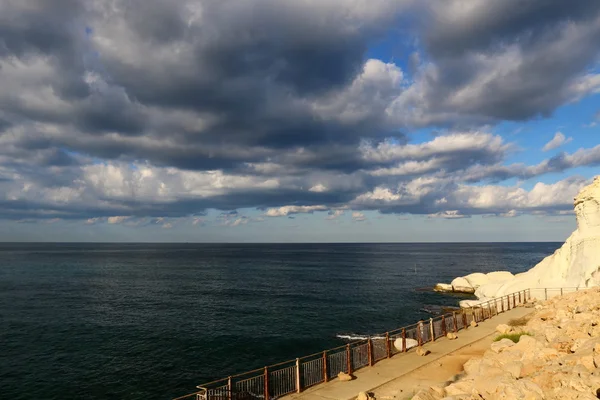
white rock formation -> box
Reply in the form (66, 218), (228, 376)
(475, 176), (600, 299)
(436, 271), (515, 294)
(450, 276), (475, 293)
(433, 283), (452, 292)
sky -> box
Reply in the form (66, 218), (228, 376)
(0, 0), (599, 242)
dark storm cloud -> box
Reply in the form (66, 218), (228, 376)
(0, 0), (90, 99)
(0, 0), (600, 223)
(425, 1), (600, 58)
(0, 0), (406, 172)
(398, 0), (600, 125)
(0, 117), (11, 132)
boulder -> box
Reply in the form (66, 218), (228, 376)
(451, 277), (475, 293)
(416, 346), (430, 356)
(446, 332), (458, 340)
(496, 324), (511, 334)
(356, 392), (375, 400)
(337, 372), (353, 381)
(470, 320), (478, 328)
(394, 337), (418, 351)
(410, 387), (444, 400)
(490, 338), (515, 353)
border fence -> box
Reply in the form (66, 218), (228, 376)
(174, 286), (583, 400)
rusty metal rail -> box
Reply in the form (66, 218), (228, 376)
(174, 287), (582, 400)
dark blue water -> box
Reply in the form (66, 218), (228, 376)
(0, 242), (560, 399)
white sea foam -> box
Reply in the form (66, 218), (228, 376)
(336, 334), (386, 340)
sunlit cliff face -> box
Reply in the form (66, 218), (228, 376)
(574, 177), (600, 235)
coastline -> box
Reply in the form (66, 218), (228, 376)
(287, 306), (534, 400)
(289, 287), (600, 400)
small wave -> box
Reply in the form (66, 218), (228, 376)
(336, 334), (386, 340)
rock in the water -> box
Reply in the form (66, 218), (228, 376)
(436, 271), (515, 298)
(433, 283), (453, 292)
(446, 332), (458, 340)
(338, 372), (353, 381)
(416, 346), (430, 356)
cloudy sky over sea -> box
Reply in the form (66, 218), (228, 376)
(0, 0), (599, 242)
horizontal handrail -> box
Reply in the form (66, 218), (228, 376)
(176, 286), (585, 399)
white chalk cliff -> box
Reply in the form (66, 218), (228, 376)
(475, 176), (600, 299)
(436, 176), (600, 305)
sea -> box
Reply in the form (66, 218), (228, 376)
(0, 242), (561, 400)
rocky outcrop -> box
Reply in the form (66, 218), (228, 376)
(411, 288), (600, 400)
(476, 176), (600, 299)
(437, 176), (600, 303)
(435, 272), (515, 294)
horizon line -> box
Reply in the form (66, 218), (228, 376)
(0, 241), (564, 244)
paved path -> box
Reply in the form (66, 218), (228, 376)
(287, 306), (534, 400)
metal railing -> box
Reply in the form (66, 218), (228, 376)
(174, 286), (583, 400)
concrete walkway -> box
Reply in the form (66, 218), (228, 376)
(288, 306), (534, 400)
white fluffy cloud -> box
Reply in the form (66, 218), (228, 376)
(352, 211), (367, 221)
(542, 132), (573, 151)
(264, 205), (328, 217)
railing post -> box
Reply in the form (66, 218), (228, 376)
(545, 288), (548, 300)
(402, 329), (406, 352)
(265, 366), (270, 399)
(429, 318), (434, 342)
(417, 321), (423, 346)
(441, 315), (447, 336)
(323, 351), (328, 383)
(518, 291), (522, 304)
(228, 376), (232, 400)
(513, 293), (516, 307)
(346, 344), (352, 375)
(462, 312), (467, 328)
(367, 337), (374, 366)
(452, 312), (457, 332)
(561, 288), (563, 296)
(385, 332), (391, 358)
(295, 359), (301, 393)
